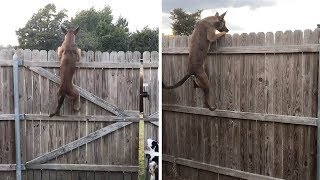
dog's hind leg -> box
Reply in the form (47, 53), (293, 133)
(68, 86), (80, 112)
(191, 75), (200, 88)
(195, 71), (216, 111)
(49, 90), (65, 117)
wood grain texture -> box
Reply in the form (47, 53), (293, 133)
(163, 154), (284, 180)
(0, 49), (157, 179)
(163, 105), (316, 125)
(27, 122), (132, 164)
(26, 164), (138, 172)
(162, 30), (318, 180)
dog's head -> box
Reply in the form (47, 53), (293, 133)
(147, 138), (159, 152)
(214, 11), (229, 33)
(61, 26), (79, 43)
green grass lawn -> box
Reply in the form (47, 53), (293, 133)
(138, 118), (145, 180)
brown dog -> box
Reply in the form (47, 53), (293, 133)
(163, 12), (229, 111)
(49, 26), (81, 117)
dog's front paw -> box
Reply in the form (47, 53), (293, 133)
(73, 107), (80, 112)
(49, 111), (60, 117)
(221, 31), (227, 36)
(208, 105), (217, 111)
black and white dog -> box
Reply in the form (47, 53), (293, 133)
(146, 138), (159, 180)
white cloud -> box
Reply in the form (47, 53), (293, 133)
(162, 0), (276, 13)
(162, 0), (320, 35)
(0, 0), (160, 46)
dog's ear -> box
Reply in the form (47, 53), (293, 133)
(61, 26), (68, 34)
(220, 11), (227, 19)
(74, 26), (80, 35)
(215, 12), (219, 16)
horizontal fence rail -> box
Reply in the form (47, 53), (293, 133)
(163, 104), (317, 126)
(0, 61), (158, 68)
(0, 164), (139, 172)
(0, 114), (159, 122)
(163, 44), (320, 54)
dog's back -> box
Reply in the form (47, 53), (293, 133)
(188, 16), (218, 73)
(58, 45), (79, 91)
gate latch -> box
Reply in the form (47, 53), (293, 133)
(141, 83), (150, 100)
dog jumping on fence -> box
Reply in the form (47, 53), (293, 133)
(163, 12), (229, 111)
(49, 26), (81, 117)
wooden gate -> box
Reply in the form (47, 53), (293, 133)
(0, 49), (158, 180)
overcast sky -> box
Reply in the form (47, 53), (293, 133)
(0, 0), (160, 46)
(162, 0), (320, 35)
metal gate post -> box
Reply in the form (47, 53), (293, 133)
(13, 54), (22, 180)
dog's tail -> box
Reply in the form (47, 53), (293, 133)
(163, 73), (192, 89)
(49, 93), (66, 117)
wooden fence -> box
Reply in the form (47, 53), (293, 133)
(162, 29), (319, 180)
(0, 49), (158, 180)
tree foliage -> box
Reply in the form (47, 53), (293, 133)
(16, 4), (67, 50)
(16, 4), (158, 52)
(170, 8), (202, 36)
(98, 16), (130, 51)
(130, 27), (158, 52)
(68, 7), (131, 52)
